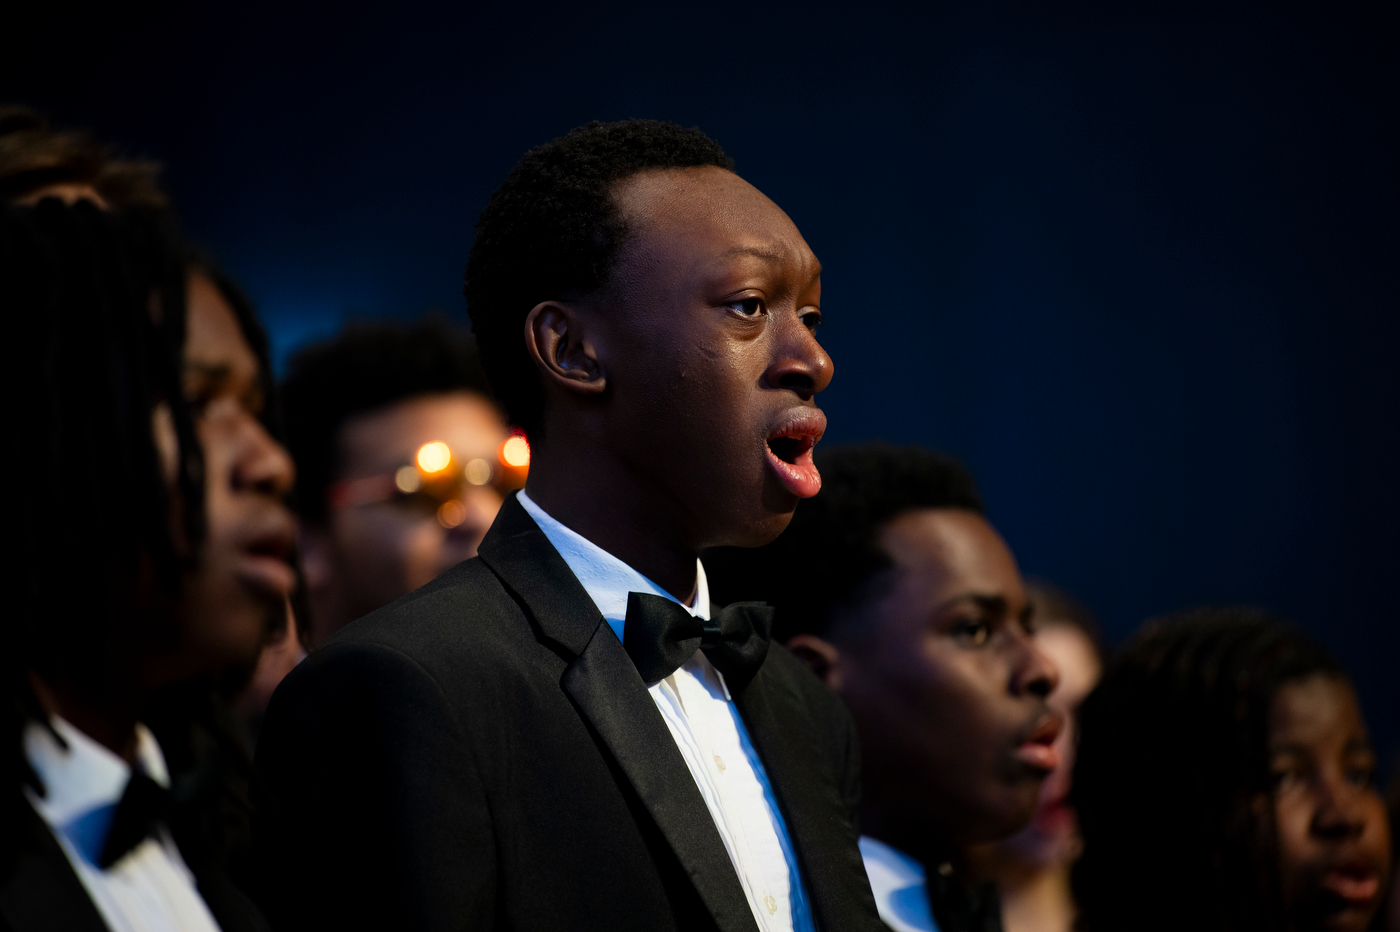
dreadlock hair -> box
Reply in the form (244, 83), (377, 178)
(704, 444), (985, 644)
(2, 198), (197, 789)
(0, 106), (168, 209)
(1072, 607), (1347, 932)
(463, 119), (735, 437)
(279, 317), (495, 524)
(3, 201), (284, 885)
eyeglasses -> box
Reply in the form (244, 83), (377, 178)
(327, 434), (529, 528)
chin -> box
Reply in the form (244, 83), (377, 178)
(726, 509), (794, 548)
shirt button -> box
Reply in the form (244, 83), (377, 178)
(713, 754), (727, 773)
(764, 895), (777, 914)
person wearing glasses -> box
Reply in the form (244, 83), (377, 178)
(278, 318), (515, 647)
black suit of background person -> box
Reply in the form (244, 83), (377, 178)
(255, 120), (884, 931)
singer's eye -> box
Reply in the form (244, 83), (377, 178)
(725, 297), (764, 317)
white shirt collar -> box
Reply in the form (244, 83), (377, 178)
(859, 835), (939, 932)
(24, 715), (170, 863)
(516, 489), (710, 646)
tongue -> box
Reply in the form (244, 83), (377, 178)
(767, 445), (822, 498)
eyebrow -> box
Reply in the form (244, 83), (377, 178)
(717, 244), (824, 277)
(937, 592), (1009, 616)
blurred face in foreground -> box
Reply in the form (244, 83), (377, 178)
(302, 391), (510, 643)
(164, 272), (298, 678)
(797, 508), (1063, 857)
(1269, 675), (1391, 932)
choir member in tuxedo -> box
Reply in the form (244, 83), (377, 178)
(1, 200), (295, 931)
(254, 119), (885, 932)
(707, 445), (1064, 932)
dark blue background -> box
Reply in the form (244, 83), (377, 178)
(9, 2), (1397, 758)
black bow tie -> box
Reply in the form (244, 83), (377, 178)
(622, 592), (773, 690)
(99, 772), (172, 868)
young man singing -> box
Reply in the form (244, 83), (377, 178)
(255, 120), (884, 932)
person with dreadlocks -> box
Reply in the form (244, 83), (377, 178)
(1072, 608), (1391, 932)
(1, 198), (295, 931)
(0, 104), (308, 743)
(256, 119), (884, 931)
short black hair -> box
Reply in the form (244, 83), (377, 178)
(1072, 607), (1348, 932)
(704, 444), (984, 643)
(464, 119), (735, 435)
(279, 317), (495, 523)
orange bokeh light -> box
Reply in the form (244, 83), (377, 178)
(417, 441), (452, 473)
(500, 436), (530, 468)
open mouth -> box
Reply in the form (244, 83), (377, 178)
(1014, 710), (1065, 772)
(1321, 864), (1381, 905)
(765, 410), (826, 499)
(234, 524), (298, 601)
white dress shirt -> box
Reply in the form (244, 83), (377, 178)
(518, 490), (815, 932)
(24, 715), (224, 932)
(859, 835), (939, 932)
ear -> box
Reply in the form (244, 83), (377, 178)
(786, 634), (844, 691)
(524, 301), (607, 396)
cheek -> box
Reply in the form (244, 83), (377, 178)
(1273, 795), (1319, 883)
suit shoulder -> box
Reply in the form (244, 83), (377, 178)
(322, 557), (520, 653)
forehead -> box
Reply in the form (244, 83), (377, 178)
(1037, 623), (1101, 702)
(1269, 674), (1363, 744)
(878, 509), (1023, 596)
(185, 272), (258, 379)
(610, 166), (819, 284)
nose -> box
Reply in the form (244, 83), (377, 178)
(763, 310), (833, 401)
(1310, 779), (1369, 841)
(236, 416), (295, 499)
(1011, 630), (1061, 700)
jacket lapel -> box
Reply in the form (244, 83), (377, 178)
(733, 662), (877, 932)
(0, 799), (111, 932)
(477, 495), (758, 932)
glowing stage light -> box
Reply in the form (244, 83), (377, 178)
(500, 436), (530, 468)
(465, 458), (492, 486)
(417, 441), (452, 473)
(395, 465), (421, 493)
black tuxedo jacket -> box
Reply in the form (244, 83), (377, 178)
(0, 793), (269, 932)
(255, 495), (882, 931)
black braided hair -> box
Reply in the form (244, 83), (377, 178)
(704, 443), (985, 643)
(1072, 607), (1346, 932)
(463, 119), (734, 436)
(2, 199), (196, 792)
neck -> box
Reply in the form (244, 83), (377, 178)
(860, 802), (958, 874)
(28, 669), (144, 765)
(526, 441), (699, 603)
(987, 865), (1074, 932)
